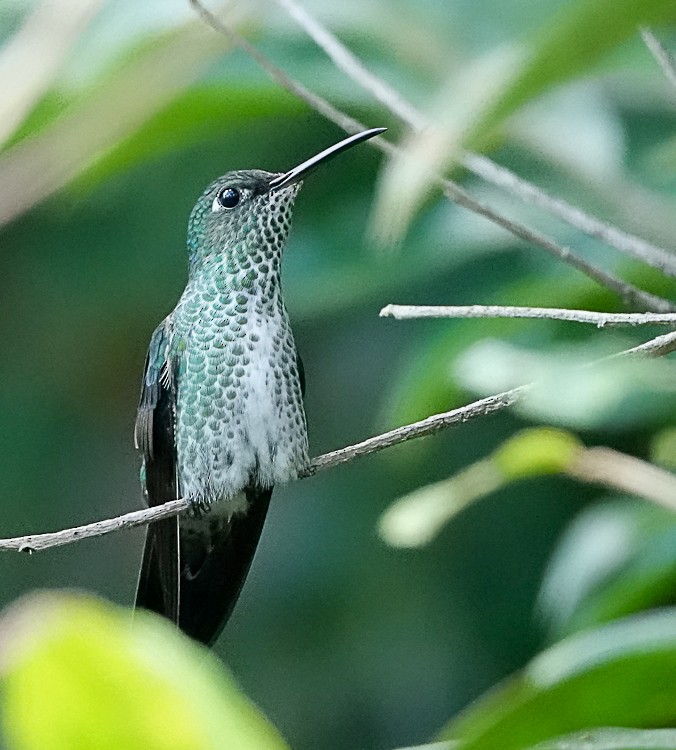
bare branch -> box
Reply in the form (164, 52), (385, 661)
(0, 500), (189, 553)
(641, 27), (676, 96)
(615, 329), (676, 358)
(2, 328), (674, 554)
(189, 0), (675, 313)
(302, 388), (526, 475)
(380, 304), (676, 326)
(272, 0), (676, 276)
(435, 183), (675, 313)
(0, 388), (526, 554)
(271, 0), (426, 130)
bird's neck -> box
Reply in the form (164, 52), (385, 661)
(188, 246), (283, 296)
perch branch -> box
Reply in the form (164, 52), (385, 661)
(0, 388), (526, 553)
(189, 0), (675, 313)
(273, 0), (676, 277)
(2, 327), (675, 554)
(380, 305), (676, 327)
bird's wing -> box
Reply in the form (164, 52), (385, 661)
(134, 318), (181, 625)
(296, 347), (306, 398)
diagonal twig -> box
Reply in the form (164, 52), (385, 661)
(1, 328), (675, 554)
(0, 388), (525, 553)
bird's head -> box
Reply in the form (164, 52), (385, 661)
(186, 128), (386, 277)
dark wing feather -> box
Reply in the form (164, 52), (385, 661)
(134, 320), (180, 625)
(296, 348), (306, 397)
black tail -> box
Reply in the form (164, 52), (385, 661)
(137, 486), (272, 647)
(178, 487), (272, 646)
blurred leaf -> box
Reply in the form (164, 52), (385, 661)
(372, 44), (519, 243)
(0, 7), (249, 228)
(70, 85), (305, 193)
(474, 0), (676, 142)
(455, 338), (676, 431)
(379, 428), (581, 547)
(539, 499), (676, 637)
(379, 271), (622, 439)
(530, 727), (676, 749)
(378, 458), (503, 548)
(494, 428), (582, 479)
(651, 427), (676, 470)
(438, 608), (676, 749)
(0, 0), (102, 150)
(0, 592), (289, 750)
(510, 82), (626, 182)
(373, 0), (676, 241)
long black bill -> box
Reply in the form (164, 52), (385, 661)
(268, 127), (386, 191)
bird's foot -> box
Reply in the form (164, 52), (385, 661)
(186, 494), (213, 519)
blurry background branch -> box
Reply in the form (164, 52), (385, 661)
(641, 27), (676, 94)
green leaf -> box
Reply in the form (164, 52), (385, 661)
(69, 85), (305, 193)
(493, 428), (582, 479)
(455, 338), (676, 431)
(477, 0), (676, 141)
(539, 499), (676, 637)
(438, 608), (676, 750)
(0, 592), (289, 750)
(378, 458), (504, 548)
(378, 428), (582, 548)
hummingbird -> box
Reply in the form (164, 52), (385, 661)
(134, 127), (385, 646)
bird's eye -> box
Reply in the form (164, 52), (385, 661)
(216, 187), (240, 210)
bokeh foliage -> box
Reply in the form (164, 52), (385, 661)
(0, 0), (675, 748)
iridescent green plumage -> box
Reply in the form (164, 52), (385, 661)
(134, 129), (385, 645)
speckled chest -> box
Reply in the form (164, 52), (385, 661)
(170, 267), (308, 505)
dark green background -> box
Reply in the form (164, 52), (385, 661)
(1, 1), (675, 748)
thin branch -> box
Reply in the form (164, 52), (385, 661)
(272, 0), (676, 277)
(641, 27), (676, 96)
(2, 327), (674, 554)
(434, 182), (675, 313)
(0, 500), (189, 553)
(0, 387), (527, 553)
(380, 304), (676, 326)
(461, 152), (676, 277)
(272, 0), (426, 130)
(189, 0), (676, 313)
(615, 329), (676, 358)
(302, 387), (525, 474)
